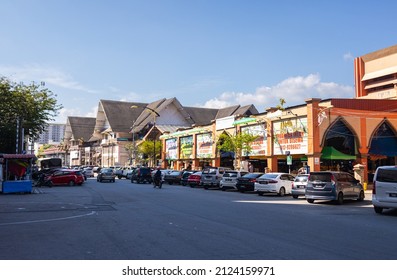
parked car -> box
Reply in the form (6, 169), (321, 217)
(236, 172), (264, 192)
(45, 169), (85, 186)
(92, 166), (101, 173)
(131, 167), (153, 184)
(291, 174), (309, 198)
(180, 171), (196, 186)
(220, 170), (249, 191)
(255, 173), (295, 196)
(115, 167), (124, 179)
(163, 170), (184, 185)
(201, 166), (233, 189)
(125, 168), (136, 180)
(372, 166), (397, 214)
(305, 171), (365, 204)
(83, 167), (94, 178)
(188, 171), (202, 187)
(97, 168), (116, 183)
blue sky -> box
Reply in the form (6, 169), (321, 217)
(1, 0), (397, 123)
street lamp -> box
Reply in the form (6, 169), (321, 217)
(131, 105), (161, 167)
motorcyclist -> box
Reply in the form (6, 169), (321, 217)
(153, 167), (162, 188)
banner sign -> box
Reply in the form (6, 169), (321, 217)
(273, 117), (308, 155)
(241, 124), (267, 156)
(196, 133), (213, 158)
(165, 138), (178, 160)
(180, 136), (194, 159)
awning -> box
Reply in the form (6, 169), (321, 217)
(0, 154), (35, 159)
(321, 147), (356, 160)
(369, 137), (397, 157)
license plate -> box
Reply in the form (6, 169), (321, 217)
(390, 193), (397, 197)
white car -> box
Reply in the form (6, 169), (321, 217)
(254, 173), (295, 196)
(220, 170), (249, 191)
(83, 167), (94, 178)
(372, 166), (397, 214)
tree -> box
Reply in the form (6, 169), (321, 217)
(0, 77), (62, 153)
(217, 132), (259, 158)
(138, 140), (162, 166)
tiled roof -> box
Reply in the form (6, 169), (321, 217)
(100, 100), (148, 133)
(67, 117), (96, 142)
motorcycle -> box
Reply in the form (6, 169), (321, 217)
(33, 173), (53, 188)
(153, 177), (162, 188)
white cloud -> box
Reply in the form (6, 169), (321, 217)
(202, 74), (354, 111)
(0, 64), (97, 93)
(344, 52), (354, 61)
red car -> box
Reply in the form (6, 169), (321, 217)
(188, 171), (202, 188)
(45, 169), (85, 186)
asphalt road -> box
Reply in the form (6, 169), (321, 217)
(0, 178), (396, 260)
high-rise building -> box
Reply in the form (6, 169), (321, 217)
(36, 123), (66, 144)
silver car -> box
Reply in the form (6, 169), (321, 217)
(220, 170), (248, 191)
(291, 174), (309, 198)
(305, 171), (364, 204)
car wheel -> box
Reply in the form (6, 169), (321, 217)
(292, 195), (299, 199)
(257, 192), (264, 196)
(357, 190), (365, 201)
(307, 199), (314, 203)
(69, 180), (75, 186)
(190, 184), (194, 188)
(374, 206), (383, 214)
(337, 192), (344, 205)
(278, 187), (286, 197)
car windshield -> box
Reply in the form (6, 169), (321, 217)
(295, 175), (308, 182)
(309, 173), (332, 182)
(376, 168), (397, 183)
(202, 168), (217, 174)
(102, 168), (113, 173)
(259, 174), (278, 179)
(243, 173), (262, 178)
(223, 172), (238, 178)
(170, 171), (180, 175)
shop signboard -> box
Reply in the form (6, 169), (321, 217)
(241, 124), (267, 156)
(196, 133), (213, 158)
(273, 117), (308, 155)
(180, 136), (194, 159)
(165, 138), (178, 160)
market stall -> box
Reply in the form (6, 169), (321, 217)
(0, 154), (35, 194)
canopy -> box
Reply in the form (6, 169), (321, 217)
(369, 137), (397, 157)
(321, 146), (356, 160)
(0, 154), (35, 159)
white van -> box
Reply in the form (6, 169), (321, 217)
(372, 166), (397, 214)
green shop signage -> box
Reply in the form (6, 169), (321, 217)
(180, 136), (193, 159)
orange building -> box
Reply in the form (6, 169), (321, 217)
(160, 45), (397, 184)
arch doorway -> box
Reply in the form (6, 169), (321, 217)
(322, 119), (358, 172)
(368, 121), (397, 181)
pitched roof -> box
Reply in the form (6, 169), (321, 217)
(234, 104), (259, 116)
(67, 117), (96, 142)
(98, 98), (259, 134)
(100, 100), (148, 133)
(215, 105), (241, 119)
(183, 106), (219, 125)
